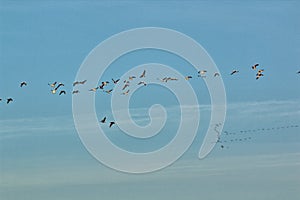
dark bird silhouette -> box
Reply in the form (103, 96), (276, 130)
(297, 70), (300, 74)
(252, 63), (259, 70)
(214, 72), (220, 77)
(129, 76), (136, 80)
(198, 70), (207, 77)
(122, 83), (130, 90)
(0, 98), (2, 102)
(104, 89), (113, 94)
(100, 117), (106, 123)
(89, 87), (98, 92)
(230, 70), (239, 75)
(122, 90), (130, 95)
(139, 70), (146, 78)
(54, 83), (65, 91)
(109, 121), (115, 128)
(72, 90), (79, 94)
(7, 98), (13, 104)
(138, 81), (147, 86)
(112, 78), (120, 84)
(99, 81), (109, 89)
(20, 81), (27, 87)
(59, 90), (66, 95)
(73, 80), (87, 86)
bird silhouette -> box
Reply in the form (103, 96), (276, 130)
(54, 83), (65, 91)
(214, 72), (220, 77)
(7, 98), (13, 104)
(138, 81), (147, 86)
(99, 81), (109, 89)
(198, 70), (207, 77)
(73, 80), (87, 86)
(185, 76), (192, 80)
(100, 117), (106, 123)
(230, 70), (239, 75)
(129, 76), (136, 80)
(48, 81), (57, 88)
(72, 90), (79, 94)
(104, 89), (113, 94)
(297, 70), (300, 74)
(139, 70), (146, 78)
(89, 87), (98, 92)
(59, 90), (66, 95)
(122, 83), (130, 90)
(122, 90), (130, 95)
(109, 121), (115, 128)
(252, 63), (259, 70)
(20, 81), (27, 87)
(112, 78), (120, 84)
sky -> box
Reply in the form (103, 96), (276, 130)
(1, 0), (300, 199)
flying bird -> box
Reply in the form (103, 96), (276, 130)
(257, 69), (264, 74)
(99, 81), (109, 89)
(138, 81), (147, 86)
(122, 83), (130, 90)
(100, 117), (106, 123)
(214, 72), (220, 77)
(104, 89), (113, 94)
(59, 90), (66, 95)
(252, 63), (259, 70)
(122, 90), (130, 95)
(54, 83), (65, 91)
(20, 81), (27, 87)
(73, 80), (87, 86)
(297, 70), (300, 74)
(112, 78), (120, 84)
(185, 76), (192, 80)
(72, 90), (79, 94)
(7, 98), (13, 104)
(230, 70), (239, 75)
(109, 121), (115, 128)
(89, 87), (98, 92)
(198, 70), (207, 77)
(48, 81), (57, 88)
(139, 70), (146, 78)
(129, 76), (136, 80)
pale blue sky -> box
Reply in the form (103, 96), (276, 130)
(1, 1), (300, 200)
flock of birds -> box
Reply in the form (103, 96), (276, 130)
(1, 64), (300, 131)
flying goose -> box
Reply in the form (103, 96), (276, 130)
(7, 98), (13, 104)
(252, 63), (259, 70)
(185, 76), (192, 80)
(20, 81), (27, 87)
(230, 70), (239, 75)
(112, 78), (120, 84)
(100, 117), (106, 123)
(109, 121), (115, 128)
(59, 90), (66, 95)
(139, 70), (146, 78)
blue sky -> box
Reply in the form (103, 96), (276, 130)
(1, 1), (300, 199)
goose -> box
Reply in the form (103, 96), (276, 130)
(89, 87), (98, 92)
(59, 90), (66, 95)
(72, 90), (79, 94)
(122, 90), (130, 95)
(104, 89), (113, 94)
(20, 81), (27, 87)
(139, 70), (146, 78)
(109, 121), (115, 128)
(198, 70), (207, 77)
(129, 76), (136, 80)
(54, 83), (64, 91)
(252, 63), (259, 70)
(7, 98), (13, 104)
(185, 76), (192, 80)
(138, 81), (147, 86)
(122, 83), (130, 90)
(230, 70), (239, 75)
(112, 78), (120, 84)
(99, 81), (109, 89)
(100, 117), (106, 123)
(214, 72), (220, 77)
(48, 81), (57, 88)
(73, 80), (87, 86)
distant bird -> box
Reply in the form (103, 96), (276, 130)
(54, 83), (64, 91)
(185, 76), (192, 80)
(89, 87), (98, 92)
(122, 90), (130, 95)
(73, 80), (87, 86)
(230, 70), (239, 75)
(257, 69), (264, 74)
(139, 70), (146, 78)
(198, 70), (207, 77)
(20, 81), (27, 87)
(99, 81), (109, 89)
(122, 83), (130, 90)
(112, 78), (120, 84)
(138, 81), (147, 86)
(297, 70), (300, 74)
(220, 145), (224, 149)
(104, 89), (113, 94)
(48, 81), (57, 88)
(109, 121), (115, 128)
(214, 72), (220, 77)
(252, 63), (259, 70)
(256, 73), (264, 80)
(59, 90), (66, 95)
(129, 76), (136, 80)
(72, 90), (79, 94)
(0, 98), (2, 102)
(7, 98), (13, 104)
(51, 89), (57, 94)
(100, 117), (106, 123)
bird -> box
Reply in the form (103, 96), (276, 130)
(122, 90), (130, 95)
(72, 90), (79, 94)
(0, 98), (2, 102)
(48, 81), (57, 88)
(129, 76), (136, 80)
(139, 70), (146, 78)
(256, 73), (264, 80)
(7, 98), (13, 104)
(99, 81), (109, 89)
(100, 117), (106, 123)
(20, 81), (27, 87)
(252, 63), (259, 70)
(214, 72), (220, 77)
(257, 69), (264, 74)
(198, 70), (207, 77)
(185, 76), (192, 80)
(138, 81), (147, 86)
(54, 83), (65, 91)
(73, 80), (87, 86)
(122, 83), (130, 90)
(297, 70), (300, 74)
(89, 87), (98, 92)
(109, 121), (115, 128)
(230, 70), (239, 75)
(104, 89), (113, 94)
(51, 89), (57, 94)
(59, 90), (66, 95)
(112, 78), (120, 84)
